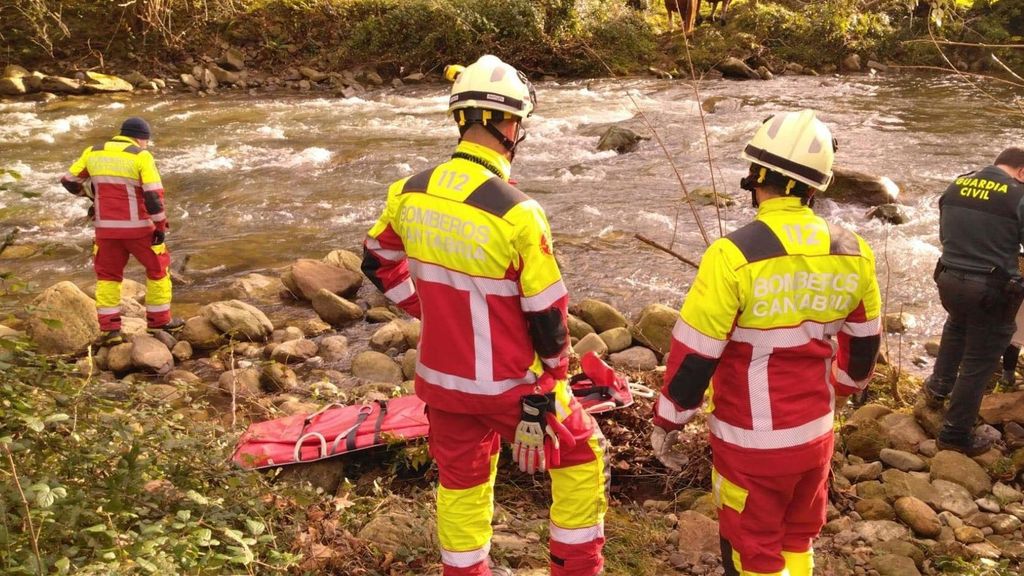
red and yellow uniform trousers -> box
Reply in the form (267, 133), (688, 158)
(655, 197), (882, 576)
(362, 141), (608, 574)
(62, 136), (172, 330)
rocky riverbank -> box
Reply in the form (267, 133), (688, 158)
(5, 245), (1024, 574)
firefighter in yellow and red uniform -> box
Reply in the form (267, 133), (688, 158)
(61, 117), (182, 342)
(650, 110), (882, 576)
(362, 55), (608, 576)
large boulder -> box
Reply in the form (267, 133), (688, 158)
(631, 303), (677, 356)
(716, 57), (760, 80)
(40, 76), (82, 94)
(322, 249), (364, 274)
(107, 343), (134, 373)
(200, 300), (273, 341)
(567, 314), (595, 340)
(227, 273), (286, 303)
(26, 281), (100, 355)
(312, 289), (363, 326)
(130, 334), (173, 373)
(843, 418), (886, 460)
(596, 126), (649, 154)
(82, 71), (133, 93)
(573, 299), (627, 333)
(282, 259), (362, 301)
(206, 64), (240, 85)
(598, 327), (632, 353)
(931, 450), (992, 498)
(3, 65), (29, 78)
(675, 510), (720, 564)
(828, 168), (901, 205)
(609, 346), (659, 371)
(219, 48), (246, 72)
(0, 77), (27, 95)
(980, 391), (1024, 425)
(351, 351), (403, 383)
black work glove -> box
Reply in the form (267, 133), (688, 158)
(152, 230), (165, 245)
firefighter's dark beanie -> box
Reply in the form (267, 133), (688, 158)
(120, 117), (151, 140)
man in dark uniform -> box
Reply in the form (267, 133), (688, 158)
(924, 147), (1024, 456)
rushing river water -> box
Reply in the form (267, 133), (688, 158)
(1, 73), (1021, 367)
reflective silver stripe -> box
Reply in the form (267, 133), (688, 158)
(142, 181), (163, 191)
(416, 362), (536, 395)
(731, 319), (845, 349)
(440, 543), (490, 568)
(542, 356), (562, 369)
(708, 412), (834, 450)
(656, 393), (699, 425)
(127, 186), (140, 220)
(672, 319), (727, 358)
(95, 219), (153, 228)
(146, 304), (171, 313)
(64, 172), (85, 182)
(384, 278), (416, 303)
(834, 367), (867, 391)
(90, 175), (139, 186)
(520, 280), (567, 312)
(150, 212), (167, 222)
(410, 260), (519, 296)
(97, 307), (120, 315)
(365, 237), (406, 261)
(549, 522), (604, 545)
(841, 317), (881, 337)
(748, 347), (773, 431)
(472, 289), (493, 381)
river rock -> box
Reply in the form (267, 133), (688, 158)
(716, 57), (760, 80)
(674, 510), (719, 563)
(193, 65), (217, 90)
(856, 498), (895, 520)
(993, 482), (1024, 504)
(402, 349), (418, 380)
(870, 554), (919, 576)
(370, 320), (408, 353)
(82, 71), (133, 93)
(357, 509), (436, 554)
(129, 334), (173, 373)
(261, 362), (298, 392)
(283, 259), (362, 301)
(867, 60), (889, 72)
(692, 187), (735, 208)
(933, 479), (980, 517)
(879, 412), (928, 452)
(271, 339), (318, 364)
(567, 314), (595, 340)
(170, 341), (193, 362)
(829, 168), (900, 205)
(218, 368), (262, 398)
(599, 327), (632, 353)
(207, 63), (240, 85)
(574, 332), (608, 357)
(596, 126), (649, 154)
(121, 317), (148, 337)
(980, 391), (1024, 425)
(220, 48), (246, 71)
(401, 320), (421, 348)
(883, 312), (916, 333)
(322, 249), (363, 274)
(866, 203), (909, 225)
(881, 469), (940, 507)
(26, 281), (101, 355)
(312, 289), (363, 326)
(366, 307), (398, 323)
(854, 520), (909, 544)
(3, 65), (28, 78)
(977, 497), (1001, 513)
(842, 461), (883, 482)
(0, 77), (27, 95)
(108, 343), (134, 373)
(609, 346), (658, 371)
(631, 303), (677, 356)
(894, 496), (941, 538)
(200, 300), (273, 341)
(849, 403), (893, 423)
(913, 396), (945, 438)
(299, 66), (328, 82)
(40, 76), (82, 94)
(180, 316), (222, 349)
(955, 525), (985, 544)
(122, 71), (148, 86)
(931, 450), (992, 497)
(844, 418), (886, 460)
(880, 448), (926, 472)
(574, 299), (627, 333)
(181, 73), (201, 89)
(842, 53), (863, 73)
(318, 335), (349, 362)
(228, 273), (286, 303)
(702, 96), (742, 114)
(351, 351), (402, 383)
(991, 513), (1022, 534)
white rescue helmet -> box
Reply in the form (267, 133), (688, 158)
(446, 55), (536, 126)
(741, 109), (837, 191)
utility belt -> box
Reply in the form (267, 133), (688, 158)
(935, 259), (1024, 313)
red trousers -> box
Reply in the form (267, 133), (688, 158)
(713, 439), (831, 576)
(428, 382), (608, 576)
(93, 236), (172, 330)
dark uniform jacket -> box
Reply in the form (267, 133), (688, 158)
(939, 165), (1024, 277)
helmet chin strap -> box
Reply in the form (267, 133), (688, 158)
(483, 121), (526, 161)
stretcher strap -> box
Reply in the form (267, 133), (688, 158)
(371, 400), (389, 447)
(330, 404), (375, 455)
